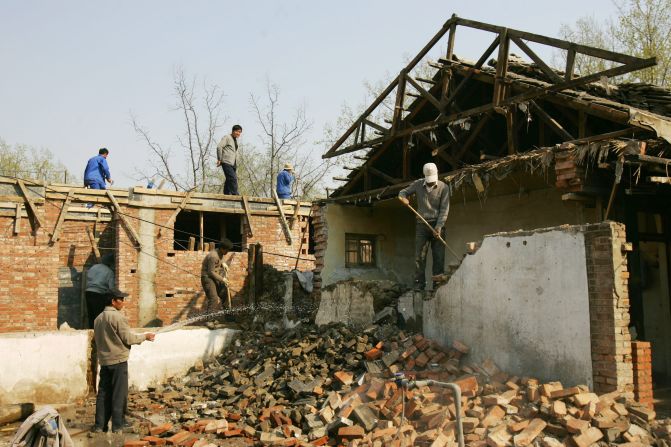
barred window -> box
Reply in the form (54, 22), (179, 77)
(345, 234), (376, 267)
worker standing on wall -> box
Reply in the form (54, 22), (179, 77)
(276, 163), (295, 199)
(83, 148), (113, 190)
(216, 125), (242, 195)
(85, 253), (116, 329)
(200, 239), (233, 313)
(398, 162), (450, 291)
(92, 289), (154, 434)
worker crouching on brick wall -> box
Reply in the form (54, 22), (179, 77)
(92, 289), (155, 434)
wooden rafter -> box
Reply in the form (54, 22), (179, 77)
(17, 180), (45, 229)
(86, 227), (101, 263)
(323, 14), (655, 161)
(241, 195), (254, 237)
(368, 166), (401, 185)
(105, 190), (142, 249)
(157, 191), (192, 237)
(50, 190), (74, 243)
(271, 190), (293, 244)
(529, 100), (574, 141)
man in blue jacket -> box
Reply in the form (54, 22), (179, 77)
(84, 148), (113, 189)
(276, 163), (295, 199)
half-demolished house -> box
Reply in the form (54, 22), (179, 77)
(313, 16), (671, 404)
(0, 182), (314, 332)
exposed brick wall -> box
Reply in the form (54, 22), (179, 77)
(632, 341), (654, 408)
(0, 188), (314, 332)
(584, 221), (634, 395)
(311, 203), (327, 295)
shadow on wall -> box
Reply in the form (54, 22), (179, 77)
(57, 267), (84, 329)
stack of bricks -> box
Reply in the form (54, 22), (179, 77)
(310, 203), (328, 295)
(554, 145), (585, 192)
(583, 221), (634, 396)
(632, 341), (654, 409)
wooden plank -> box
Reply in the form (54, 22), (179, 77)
(17, 180), (45, 229)
(86, 227), (101, 262)
(50, 190), (74, 243)
(529, 100), (574, 141)
(241, 195), (255, 237)
(13, 203), (21, 235)
(199, 211), (204, 251)
(290, 201), (301, 230)
(506, 109), (517, 154)
(405, 74), (443, 113)
(105, 190), (142, 248)
(368, 166), (402, 185)
(648, 176), (671, 184)
(362, 119), (389, 134)
(510, 36), (563, 84)
(158, 191), (193, 237)
(272, 189), (293, 244)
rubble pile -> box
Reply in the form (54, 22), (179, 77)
(127, 324), (671, 446)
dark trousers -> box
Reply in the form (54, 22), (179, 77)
(95, 362), (128, 432)
(201, 277), (229, 312)
(86, 291), (108, 328)
(222, 163), (239, 195)
(414, 221), (445, 289)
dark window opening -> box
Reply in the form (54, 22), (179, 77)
(174, 211), (243, 252)
(307, 216), (315, 255)
(345, 233), (376, 267)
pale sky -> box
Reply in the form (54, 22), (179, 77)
(0, 0), (617, 187)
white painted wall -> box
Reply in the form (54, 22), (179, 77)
(424, 227), (594, 387)
(0, 327), (238, 404)
(129, 327), (238, 391)
(0, 331), (90, 405)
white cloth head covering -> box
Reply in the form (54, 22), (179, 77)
(423, 162), (438, 183)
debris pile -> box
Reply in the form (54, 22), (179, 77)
(127, 324), (670, 446)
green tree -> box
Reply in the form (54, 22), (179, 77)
(558, 0), (671, 87)
(0, 139), (76, 184)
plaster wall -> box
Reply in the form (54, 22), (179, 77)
(128, 327), (238, 391)
(445, 187), (595, 259)
(320, 203), (415, 286)
(0, 331), (90, 404)
(0, 328), (237, 404)
(424, 227), (594, 387)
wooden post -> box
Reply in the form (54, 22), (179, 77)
(188, 236), (196, 251)
(50, 190), (73, 243)
(290, 202), (301, 230)
(241, 195), (255, 237)
(391, 70), (407, 133)
(247, 244), (256, 306)
(255, 243), (264, 298)
(158, 191), (192, 237)
(86, 227), (101, 262)
(13, 203), (21, 235)
(506, 109), (517, 155)
(17, 180), (45, 229)
(272, 189), (293, 244)
(80, 268), (88, 329)
(446, 20), (457, 61)
(105, 190), (142, 249)
(199, 211), (204, 251)
(493, 29), (509, 106)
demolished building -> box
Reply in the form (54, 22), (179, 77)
(313, 15), (671, 406)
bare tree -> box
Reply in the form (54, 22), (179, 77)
(132, 67), (226, 192)
(247, 79), (336, 200)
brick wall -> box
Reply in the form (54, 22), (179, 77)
(311, 203), (327, 295)
(0, 189), (315, 332)
(584, 221), (634, 395)
(632, 341), (654, 408)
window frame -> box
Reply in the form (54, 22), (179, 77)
(345, 233), (377, 268)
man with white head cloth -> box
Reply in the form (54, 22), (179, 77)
(398, 163), (450, 290)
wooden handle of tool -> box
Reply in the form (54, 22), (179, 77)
(398, 197), (460, 259)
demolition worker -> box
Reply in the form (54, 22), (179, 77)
(201, 239), (233, 312)
(92, 289), (155, 434)
(84, 147), (113, 190)
(276, 163), (295, 199)
(398, 162), (450, 291)
(216, 125), (242, 195)
(85, 252), (116, 328)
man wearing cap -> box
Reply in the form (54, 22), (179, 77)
(84, 148), (113, 190)
(398, 162), (450, 290)
(216, 125), (242, 195)
(85, 252), (116, 329)
(93, 290), (155, 434)
(201, 239), (233, 312)
(276, 163), (295, 199)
